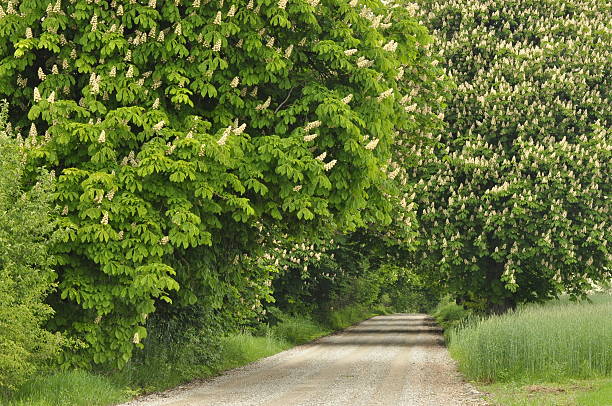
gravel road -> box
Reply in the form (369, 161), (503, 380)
(120, 314), (488, 406)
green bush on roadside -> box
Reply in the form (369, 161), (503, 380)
(432, 298), (471, 331)
(0, 101), (62, 392)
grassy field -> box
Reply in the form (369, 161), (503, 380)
(2, 305), (386, 406)
(447, 294), (612, 383)
(440, 293), (612, 405)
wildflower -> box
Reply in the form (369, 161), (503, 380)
(101, 211), (109, 225)
(213, 11), (222, 24)
(230, 76), (240, 88)
(98, 130), (106, 143)
(349, 0), (358, 6)
(157, 30), (165, 42)
(278, 0), (287, 9)
(304, 133), (318, 142)
(213, 38), (222, 51)
(25, 27), (33, 39)
(106, 189), (115, 201)
(62, 205), (69, 215)
(47, 91), (56, 103)
(132, 332), (140, 344)
(227, 5), (236, 17)
(148, 0), (156, 7)
(293, 185), (302, 192)
(152, 98), (160, 109)
(126, 65), (134, 78)
(341, 94), (353, 104)
(250, 86), (258, 97)
(247, 0), (253, 9)
(315, 151), (327, 161)
(344, 48), (358, 56)
(38, 67), (46, 81)
(266, 37), (275, 48)
(174, 23), (182, 35)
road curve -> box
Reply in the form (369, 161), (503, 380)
(121, 314), (487, 406)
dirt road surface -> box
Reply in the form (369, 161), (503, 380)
(121, 314), (487, 406)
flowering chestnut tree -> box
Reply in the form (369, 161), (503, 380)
(0, 0), (444, 365)
(413, 0), (611, 312)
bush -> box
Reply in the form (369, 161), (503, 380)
(447, 294), (612, 382)
(0, 101), (62, 392)
(432, 298), (471, 331)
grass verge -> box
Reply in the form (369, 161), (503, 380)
(2, 370), (131, 406)
(2, 305), (386, 406)
(479, 378), (612, 406)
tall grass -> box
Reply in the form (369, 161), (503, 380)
(2, 370), (129, 406)
(448, 294), (612, 382)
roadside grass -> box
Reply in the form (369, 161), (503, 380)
(479, 378), (612, 406)
(447, 293), (612, 383)
(1, 370), (131, 406)
(2, 305), (386, 406)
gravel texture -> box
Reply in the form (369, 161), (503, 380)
(120, 314), (488, 406)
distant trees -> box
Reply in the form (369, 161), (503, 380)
(0, 0), (443, 366)
(0, 101), (62, 390)
(414, 0), (611, 312)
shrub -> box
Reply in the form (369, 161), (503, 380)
(0, 0), (445, 366)
(414, 0), (611, 312)
(0, 101), (62, 392)
(432, 298), (471, 331)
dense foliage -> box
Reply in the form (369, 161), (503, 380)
(0, 0), (445, 366)
(0, 101), (62, 391)
(414, 0), (611, 312)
